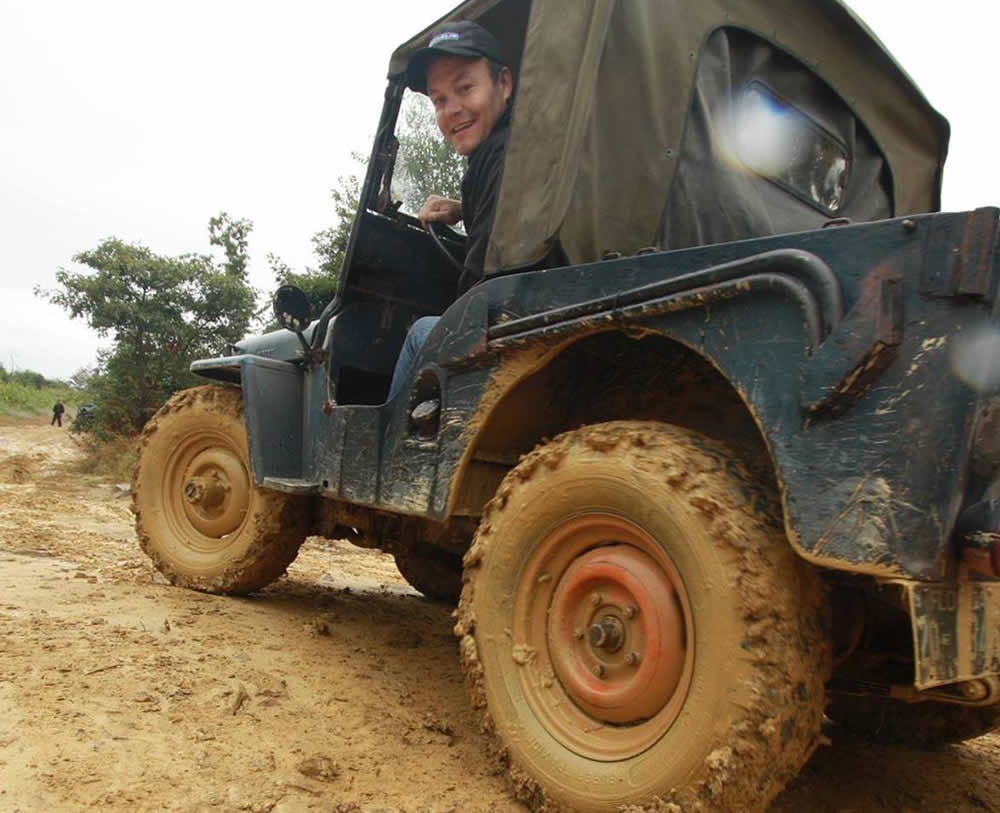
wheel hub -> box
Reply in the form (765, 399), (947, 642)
(547, 544), (686, 725)
(183, 475), (229, 509)
(512, 512), (695, 761)
(588, 615), (625, 652)
(176, 447), (250, 540)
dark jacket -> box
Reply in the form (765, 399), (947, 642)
(458, 107), (511, 294)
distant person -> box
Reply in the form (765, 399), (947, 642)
(51, 401), (65, 427)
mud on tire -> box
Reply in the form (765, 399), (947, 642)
(455, 420), (831, 813)
(133, 385), (311, 594)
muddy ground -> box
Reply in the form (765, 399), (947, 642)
(2, 416), (1000, 812)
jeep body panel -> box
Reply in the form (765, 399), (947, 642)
(199, 208), (999, 585)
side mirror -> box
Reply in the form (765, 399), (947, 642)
(272, 285), (314, 357)
(273, 285), (311, 334)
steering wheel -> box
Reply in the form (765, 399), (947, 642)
(427, 221), (466, 275)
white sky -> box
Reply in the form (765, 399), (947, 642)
(1, 0), (997, 379)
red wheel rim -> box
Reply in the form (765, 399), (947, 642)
(512, 513), (694, 761)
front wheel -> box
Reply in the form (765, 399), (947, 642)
(456, 421), (830, 812)
(133, 385), (310, 594)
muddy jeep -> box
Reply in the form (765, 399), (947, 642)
(134, 1), (1000, 810)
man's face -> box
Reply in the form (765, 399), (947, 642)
(426, 55), (512, 156)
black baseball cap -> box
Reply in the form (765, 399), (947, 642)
(406, 21), (507, 94)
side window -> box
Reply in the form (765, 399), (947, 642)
(391, 90), (466, 224)
(730, 82), (849, 215)
(661, 27), (892, 250)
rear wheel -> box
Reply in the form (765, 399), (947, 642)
(394, 543), (463, 604)
(827, 695), (1000, 746)
(456, 421), (830, 812)
(134, 385), (310, 594)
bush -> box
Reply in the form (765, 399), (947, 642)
(73, 433), (138, 482)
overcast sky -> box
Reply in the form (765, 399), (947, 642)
(1, 0), (997, 380)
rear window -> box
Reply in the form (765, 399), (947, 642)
(731, 81), (849, 215)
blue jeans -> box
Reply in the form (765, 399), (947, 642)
(387, 316), (439, 401)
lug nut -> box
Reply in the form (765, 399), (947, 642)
(183, 480), (204, 503)
(625, 651), (641, 666)
(624, 604), (638, 619)
(573, 627), (585, 640)
(590, 592), (603, 607)
(592, 664), (606, 679)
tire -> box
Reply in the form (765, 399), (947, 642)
(133, 385), (310, 594)
(394, 543), (463, 605)
(455, 421), (830, 813)
(827, 695), (1000, 746)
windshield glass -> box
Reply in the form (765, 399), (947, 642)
(391, 90), (466, 227)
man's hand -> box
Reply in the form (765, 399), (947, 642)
(418, 196), (463, 228)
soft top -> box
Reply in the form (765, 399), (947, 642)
(389, 0), (949, 272)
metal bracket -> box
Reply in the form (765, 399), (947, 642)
(802, 264), (903, 416)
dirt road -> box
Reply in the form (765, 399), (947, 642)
(2, 416), (1000, 812)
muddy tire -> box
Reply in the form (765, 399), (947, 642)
(394, 543), (463, 604)
(133, 385), (310, 594)
(827, 695), (1000, 746)
(455, 421), (830, 813)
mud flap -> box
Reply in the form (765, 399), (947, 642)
(903, 581), (1000, 690)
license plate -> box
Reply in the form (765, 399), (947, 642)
(907, 581), (1000, 690)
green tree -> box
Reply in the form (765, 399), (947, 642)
(312, 163), (363, 280)
(208, 212), (253, 280)
(38, 215), (256, 434)
(10, 369), (47, 389)
(393, 96), (465, 212)
(68, 365), (97, 392)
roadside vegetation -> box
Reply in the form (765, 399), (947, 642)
(0, 363), (133, 478)
(0, 365), (76, 417)
(72, 432), (138, 482)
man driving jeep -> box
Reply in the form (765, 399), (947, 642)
(388, 21), (513, 400)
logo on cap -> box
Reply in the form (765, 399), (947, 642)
(429, 32), (461, 47)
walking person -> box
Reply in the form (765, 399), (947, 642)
(51, 401), (65, 427)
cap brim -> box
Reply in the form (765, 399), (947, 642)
(406, 45), (491, 94)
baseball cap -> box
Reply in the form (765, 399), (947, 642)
(406, 21), (507, 94)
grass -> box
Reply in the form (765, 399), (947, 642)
(0, 380), (78, 417)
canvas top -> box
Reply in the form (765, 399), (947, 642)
(388, 0), (949, 271)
